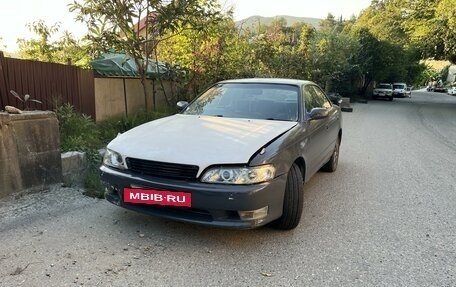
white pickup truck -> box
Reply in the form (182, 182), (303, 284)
(373, 83), (393, 101)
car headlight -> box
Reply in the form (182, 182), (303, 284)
(103, 148), (126, 169)
(201, 165), (275, 184)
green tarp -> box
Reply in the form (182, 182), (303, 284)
(91, 53), (170, 79)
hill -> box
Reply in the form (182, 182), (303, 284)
(235, 15), (322, 30)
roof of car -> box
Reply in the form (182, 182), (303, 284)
(219, 78), (314, 86)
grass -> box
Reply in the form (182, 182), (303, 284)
(55, 104), (172, 198)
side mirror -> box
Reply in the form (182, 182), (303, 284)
(176, 101), (189, 111)
(308, 108), (329, 120)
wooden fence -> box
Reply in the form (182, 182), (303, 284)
(0, 52), (95, 118)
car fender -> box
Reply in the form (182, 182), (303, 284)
(249, 124), (308, 179)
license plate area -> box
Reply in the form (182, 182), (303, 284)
(124, 188), (192, 207)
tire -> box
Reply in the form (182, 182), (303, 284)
(272, 164), (303, 230)
(321, 137), (340, 172)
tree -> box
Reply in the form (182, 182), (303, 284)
(356, 0), (408, 44)
(357, 0), (456, 61)
(69, 0), (225, 108)
(308, 28), (359, 93)
(17, 20), (90, 67)
(157, 15), (255, 98)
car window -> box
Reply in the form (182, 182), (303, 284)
(378, 84), (392, 89)
(183, 83), (299, 121)
(312, 85), (332, 109)
(303, 85), (331, 113)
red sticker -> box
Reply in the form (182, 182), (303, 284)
(124, 188), (191, 207)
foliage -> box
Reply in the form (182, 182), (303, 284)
(308, 28), (359, 92)
(55, 102), (173, 197)
(416, 64), (439, 86)
(69, 0), (226, 106)
(54, 103), (104, 197)
(440, 65), (450, 83)
(9, 90), (42, 110)
(55, 103), (101, 151)
(17, 20), (90, 67)
(158, 16), (253, 99)
(356, 0), (456, 61)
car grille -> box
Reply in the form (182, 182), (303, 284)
(126, 157), (199, 180)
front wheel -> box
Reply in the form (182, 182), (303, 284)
(271, 164), (303, 230)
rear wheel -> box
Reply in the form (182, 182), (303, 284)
(321, 137), (340, 172)
(272, 164), (303, 230)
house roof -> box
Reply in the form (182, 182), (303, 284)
(134, 12), (158, 34)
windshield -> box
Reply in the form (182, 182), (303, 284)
(393, 84), (405, 89)
(183, 83), (299, 121)
(377, 84), (392, 89)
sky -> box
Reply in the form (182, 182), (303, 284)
(0, 0), (371, 53)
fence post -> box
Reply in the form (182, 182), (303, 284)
(0, 51), (9, 109)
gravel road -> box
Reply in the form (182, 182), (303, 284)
(1, 90), (455, 287)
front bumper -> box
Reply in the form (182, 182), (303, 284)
(100, 165), (287, 229)
(373, 92), (392, 98)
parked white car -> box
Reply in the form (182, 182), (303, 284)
(448, 87), (456, 96)
(373, 83), (393, 101)
(392, 83), (411, 98)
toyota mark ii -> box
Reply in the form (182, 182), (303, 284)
(101, 78), (342, 230)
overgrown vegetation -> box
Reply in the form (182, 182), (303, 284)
(17, 20), (90, 67)
(55, 102), (171, 198)
(55, 103), (103, 197)
(17, 0), (456, 99)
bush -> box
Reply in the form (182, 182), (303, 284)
(55, 103), (101, 151)
(55, 103), (104, 197)
(55, 104), (172, 198)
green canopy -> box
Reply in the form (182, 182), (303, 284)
(91, 53), (170, 79)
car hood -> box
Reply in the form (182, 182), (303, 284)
(108, 114), (297, 176)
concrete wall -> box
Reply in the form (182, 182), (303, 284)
(95, 78), (176, 122)
(0, 111), (62, 198)
(94, 78), (176, 122)
(94, 78), (126, 121)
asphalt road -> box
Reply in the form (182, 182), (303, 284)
(1, 90), (455, 287)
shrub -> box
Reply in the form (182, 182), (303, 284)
(55, 104), (172, 198)
(55, 103), (101, 151)
(55, 103), (104, 197)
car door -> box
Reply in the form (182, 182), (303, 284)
(302, 84), (330, 177)
(311, 85), (340, 152)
